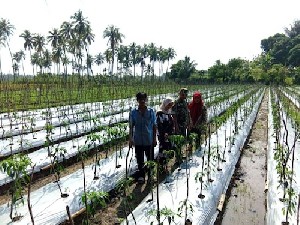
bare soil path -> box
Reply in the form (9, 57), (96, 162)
(216, 90), (268, 225)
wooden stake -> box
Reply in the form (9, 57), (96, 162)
(66, 205), (74, 225)
(264, 180), (268, 193)
(217, 194), (226, 211)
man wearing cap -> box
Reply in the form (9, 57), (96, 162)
(172, 88), (191, 136)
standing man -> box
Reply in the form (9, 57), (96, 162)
(129, 92), (157, 184)
(172, 88), (191, 136)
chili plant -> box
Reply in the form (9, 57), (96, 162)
(0, 154), (31, 221)
(115, 177), (136, 225)
(148, 206), (180, 225)
(49, 146), (69, 198)
(81, 191), (108, 224)
(169, 135), (186, 166)
(86, 133), (101, 180)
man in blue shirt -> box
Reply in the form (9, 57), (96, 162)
(129, 92), (157, 184)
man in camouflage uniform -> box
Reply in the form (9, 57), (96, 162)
(172, 88), (191, 136)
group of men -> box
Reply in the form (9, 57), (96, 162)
(129, 88), (207, 183)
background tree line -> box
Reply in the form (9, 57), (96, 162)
(168, 20), (300, 85)
(0, 10), (176, 82)
(1, 11), (300, 85)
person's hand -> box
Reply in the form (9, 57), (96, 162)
(153, 139), (157, 147)
(129, 138), (133, 148)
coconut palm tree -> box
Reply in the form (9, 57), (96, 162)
(82, 26), (95, 79)
(20, 29), (35, 75)
(121, 45), (131, 74)
(148, 43), (158, 80)
(0, 35), (6, 77)
(117, 45), (126, 75)
(104, 49), (112, 74)
(12, 50), (26, 76)
(42, 49), (52, 73)
(18, 50), (26, 76)
(0, 18), (15, 77)
(12, 53), (20, 76)
(166, 47), (176, 74)
(31, 52), (41, 74)
(103, 25), (125, 75)
(94, 52), (104, 74)
(61, 55), (70, 76)
(71, 10), (89, 36)
(139, 44), (148, 80)
(129, 42), (139, 77)
(134, 44), (143, 77)
(60, 21), (73, 40)
(86, 53), (94, 76)
(52, 46), (63, 75)
(48, 28), (62, 49)
(157, 46), (167, 76)
(48, 28), (63, 75)
(70, 10), (94, 78)
(144, 63), (153, 78)
(32, 34), (46, 74)
(60, 21), (73, 77)
(12, 62), (19, 76)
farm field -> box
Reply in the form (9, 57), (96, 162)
(0, 82), (300, 225)
(0, 4), (300, 225)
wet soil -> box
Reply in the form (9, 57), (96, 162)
(215, 90), (268, 225)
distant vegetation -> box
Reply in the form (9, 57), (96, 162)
(0, 10), (299, 84)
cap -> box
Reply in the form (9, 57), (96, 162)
(180, 88), (188, 94)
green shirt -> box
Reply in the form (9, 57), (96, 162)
(172, 98), (189, 127)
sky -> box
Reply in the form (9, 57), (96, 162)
(0, 0), (299, 75)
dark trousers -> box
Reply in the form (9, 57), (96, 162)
(135, 145), (153, 178)
(158, 137), (172, 165)
(178, 125), (188, 137)
(158, 136), (173, 153)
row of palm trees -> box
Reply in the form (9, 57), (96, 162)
(0, 10), (177, 79)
